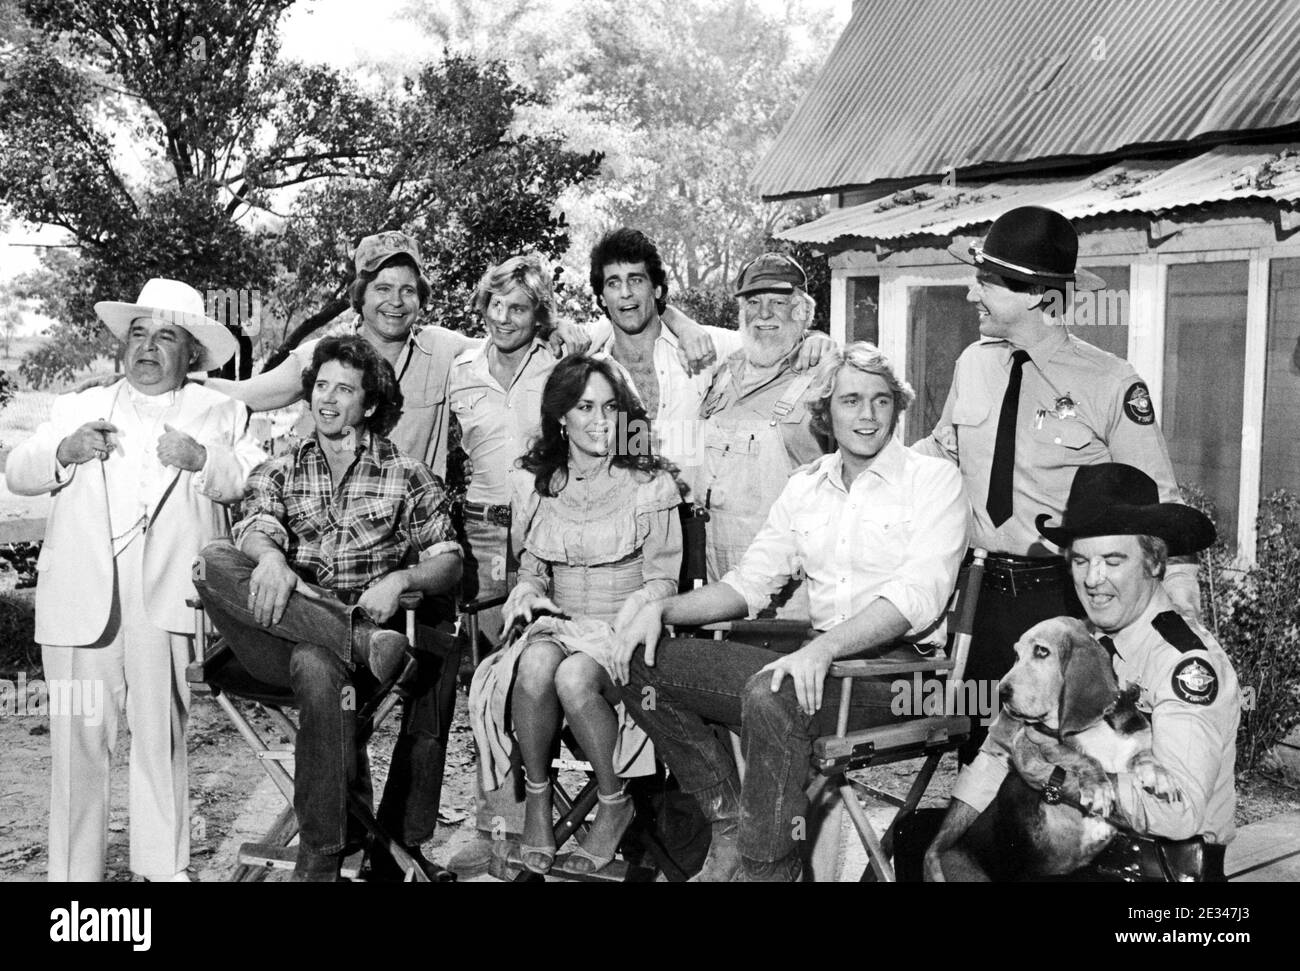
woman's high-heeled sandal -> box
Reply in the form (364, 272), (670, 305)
(566, 787), (634, 875)
(520, 777), (557, 875)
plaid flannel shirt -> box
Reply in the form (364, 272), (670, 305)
(235, 431), (460, 594)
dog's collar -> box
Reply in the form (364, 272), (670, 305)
(1011, 715), (1064, 743)
(1028, 688), (1126, 741)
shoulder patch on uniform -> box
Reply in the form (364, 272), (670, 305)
(1152, 610), (1205, 654)
(1171, 656), (1218, 706)
(1123, 381), (1155, 425)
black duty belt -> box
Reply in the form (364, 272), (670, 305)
(970, 551), (1067, 597)
(1103, 833), (1226, 883)
(1041, 767), (1225, 882)
(462, 501), (511, 527)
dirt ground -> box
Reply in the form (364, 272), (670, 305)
(0, 657), (960, 883)
(5, 672), (1295, 882)
(0, 680), (486, 882)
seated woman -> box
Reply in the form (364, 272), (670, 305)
(469, 355), (684, 875)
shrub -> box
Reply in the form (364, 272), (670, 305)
(674, 287), (736, 333)
(1186, 486), (1300, 772)
(0, 370), (14, 412)
(0, 592), (38, 678)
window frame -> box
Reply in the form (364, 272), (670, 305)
(832, 231), (1300, 561)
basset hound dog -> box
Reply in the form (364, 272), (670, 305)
(948, 617), (1180, 879)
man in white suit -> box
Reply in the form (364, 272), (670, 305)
(6, 278), (265, 881)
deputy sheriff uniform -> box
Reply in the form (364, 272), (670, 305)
(925, 326), (1180, 559)
(949, 462), (1237, 881)
(913, 207), (1187, 760)
(1105, 596), (1238, 845)
(954, 592), (1238, 846)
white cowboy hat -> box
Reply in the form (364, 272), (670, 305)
(94, 278), (239, 371)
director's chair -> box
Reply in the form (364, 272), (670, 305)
(485, 730), (705, 884)
(481, 505), (731, 883)
(807, 549), (988, 882)
(679, 552), (988, 882)
(186, 589), (456, 882)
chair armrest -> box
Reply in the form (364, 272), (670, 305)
(829, 659), (953, 678)
(696, 619), (813, 655)
(462, 594), (508, 614)
(703, 619), (812, 638)
(398, 591), (424, 610)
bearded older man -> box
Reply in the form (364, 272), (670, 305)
(6, 278), (265, 881)
(689, 252), (833, 617)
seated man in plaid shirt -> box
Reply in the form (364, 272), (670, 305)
(193, 335), (462, 881)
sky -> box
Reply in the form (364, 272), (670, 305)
(279, 0), (440, 67)
(278, 0), (847, 66)
(2, 0), (849, 296)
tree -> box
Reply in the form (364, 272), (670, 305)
(0, 296), (21, 356)
(0, 1), (301, 384)
(557, 0), (839, 293)
(1, 1), (600, 384)
(400, 0), (843, 313)
(271, 55), (602, 358)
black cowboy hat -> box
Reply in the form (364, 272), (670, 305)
(948, 206), (1106, 292)
(1036, 464), (1215, 556)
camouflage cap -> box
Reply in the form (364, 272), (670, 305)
(354, 230), (428, 278)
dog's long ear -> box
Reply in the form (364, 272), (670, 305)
(1058, 630), (1120, 735)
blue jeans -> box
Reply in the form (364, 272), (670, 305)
(621, 636), (901, 864)
(193, 542), (459, 855)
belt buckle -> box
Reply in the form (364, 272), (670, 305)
(488, 505), (512, 527)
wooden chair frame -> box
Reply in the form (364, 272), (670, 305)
(692, 551), (988, 881)
(186, 592), (447, 882)
(808, 549), (988, 882)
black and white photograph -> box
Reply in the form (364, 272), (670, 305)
(0, 0), (1294, 944)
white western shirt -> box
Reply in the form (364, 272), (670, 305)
(719, 437), (968, 638)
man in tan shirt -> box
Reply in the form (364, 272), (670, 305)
(913, 206), (1198, 761)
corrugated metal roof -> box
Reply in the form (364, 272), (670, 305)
(778, 144), (1300, 245)
(753, 0), (1300, 199)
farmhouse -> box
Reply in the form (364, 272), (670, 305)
(756, 0), (1300, 557)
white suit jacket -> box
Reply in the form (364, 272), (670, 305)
(5, 380), (266, 643)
